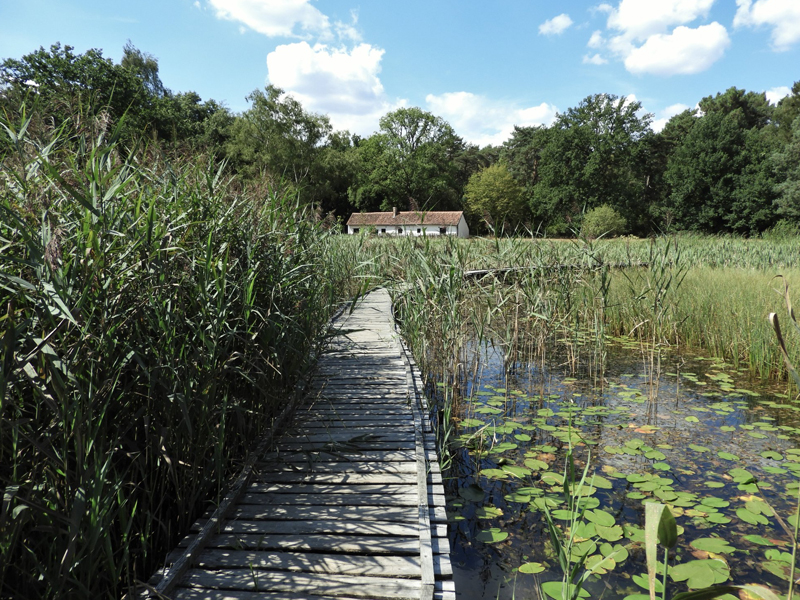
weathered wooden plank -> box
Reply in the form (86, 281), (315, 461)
(253, 472), (418, 484)
(172, 534), (420, 556)
(229, 504), (417, 523)
(181, 570), (422, 599)
(190, 519), (418, 536)
(273, 432), (415, 443)
(247, 482), (415, 494)
(192, 550), (421, 577)
(237, 492), (420, 507)
(259, 451), (415, 463)
(255, 461), (418, 474)
(174, 588), (454, 600)
(278, 440), (414, 450)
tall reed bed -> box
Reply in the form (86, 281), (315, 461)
(0, 113), (355, 598)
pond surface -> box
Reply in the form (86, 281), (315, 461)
(437, 338), (799, 599)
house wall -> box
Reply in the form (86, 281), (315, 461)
(347, 224), (466, 236)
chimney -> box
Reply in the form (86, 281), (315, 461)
(392, 206), (397, 218)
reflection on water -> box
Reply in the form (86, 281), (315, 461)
(437, 340), (799, 599)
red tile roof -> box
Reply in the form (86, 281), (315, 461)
(346, 211), (464, 227)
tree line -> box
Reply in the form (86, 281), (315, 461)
(2, 43), (799, 236)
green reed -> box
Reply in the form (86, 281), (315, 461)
(0, 111), (355, 598)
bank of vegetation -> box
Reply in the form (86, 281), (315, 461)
(2, 42), (800, 238)
(2, 41), (800, 599)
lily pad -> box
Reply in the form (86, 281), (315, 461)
(476, 528), (508, 544)
(670, 558), (730, 588)
(690, 537), (737, 554)
(518, 562), (545, 574)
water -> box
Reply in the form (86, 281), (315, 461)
(435, 339), (799, 599)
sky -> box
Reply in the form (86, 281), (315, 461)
(1, 0), (799, 146)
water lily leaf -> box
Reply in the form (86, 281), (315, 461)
(595, 523), (624, 541)
(515, 433), (532, 442)
(690, 537), (737, 554)
(475, 406), (503, 415)
(551, 509), (577, 520)
(717, 452), (740, 461)
(476, 527), (508, 543)
(541, 581), (590, 599)
(743, 534), (775, 546)
(736, 507), (769, 525)
(541, 472), (564, 486)
(475, 506), (503, 519)
(591, 474), (614, 489)
(760, 451), (783, 460)
(689, 444), (709, 452)
(501, 465), (531, 478)
(601, 542), (629, 562)
(504, 492), (532, 503)
(685, 416), (700, 423)
(572, 521), (596, 540)
(479, 468), (509, 480)
(584, 552), (616, 574)
(645, 450), (667, 460)
(460, 418), (485, 428)
(585, 508), (616, 527)
(518, 561), (545, 574)
(700, 497), (730, 508)
(706, 513), (732, 524)
(524, 458), (549, 471)
(670, 558), (730, 588)
(653, 462), (672, 471)
(745, 499), (773, 517)
(705, 481), (726, 489)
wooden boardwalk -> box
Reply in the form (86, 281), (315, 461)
(146, 289), (454, 600)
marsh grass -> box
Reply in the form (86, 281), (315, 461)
(0, 113), (357, 598)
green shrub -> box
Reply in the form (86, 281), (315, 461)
(582, 204), (627, 239)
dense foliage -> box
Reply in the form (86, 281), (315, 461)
(0, 109), (360, 597)
(3, 43), (799, 236)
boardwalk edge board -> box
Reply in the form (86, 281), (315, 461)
(142, 289), (453, 600)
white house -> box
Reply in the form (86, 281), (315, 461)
(346, 208), (470, 238)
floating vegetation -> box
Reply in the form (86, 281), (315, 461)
(438, 340), (800, 600)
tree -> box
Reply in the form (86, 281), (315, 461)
(531, 94), (653, 235)
(463, 163), (527, 235)
(225, 85), (332, 187)
(121, 41), (166, 97)
(0, 43), (148, 136)
(773, 115), (800, 221)
(663, 87), (780, 234)
(502, 125), (553, 229)
(349, 107), (465, 211)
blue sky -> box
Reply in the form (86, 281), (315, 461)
(1, 0), (799, 145)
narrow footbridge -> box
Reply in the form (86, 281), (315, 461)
(146, 288), (454, 600)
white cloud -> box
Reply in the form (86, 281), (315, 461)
(624, 23), (730, 75)
(539, 14), (574, 36)
(589, 0), (730, 75)
(583, 53), (608, 65)
(267, 42), (404, 136)
(208, 0), (330, 38)
(734, 0), (800, 51)
(607, 0), (715, 40)
(651, 103), (691, 132)
(766, 85), (792, 104)
(424, 92), (558, 147)
(588, 30), (605, 48)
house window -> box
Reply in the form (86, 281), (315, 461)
(381, 228), (386, 234)
(439, 227), (446, 235)
(416, 228), (421, 234)
(398, 227), (403, 234)
(353, 228), (360, 234)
